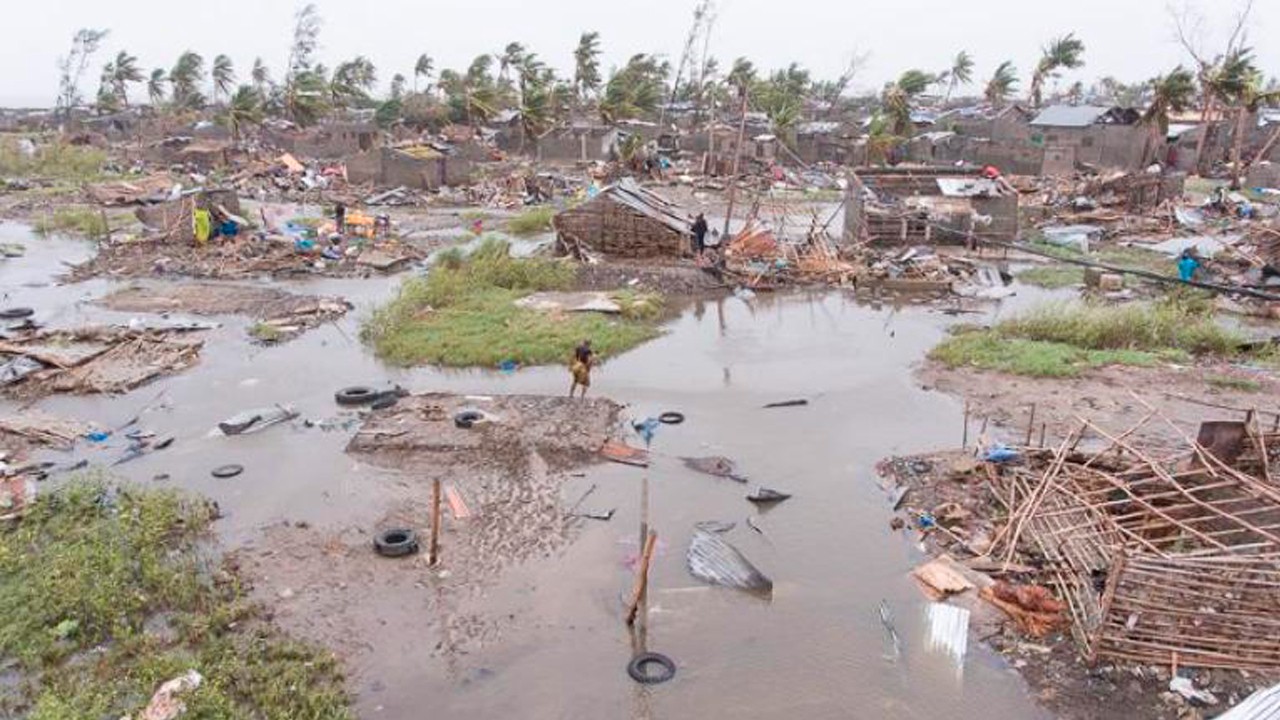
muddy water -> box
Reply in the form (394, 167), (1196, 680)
(2, 220), (1058, 720)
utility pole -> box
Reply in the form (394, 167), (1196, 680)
(722, 89), (749, 238)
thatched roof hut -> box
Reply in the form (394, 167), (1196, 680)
(553, 179), (693, 259)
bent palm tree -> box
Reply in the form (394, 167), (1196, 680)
(212, 55), (235, 104)
(942, 50), (974, 102)
(222, 85), (264, 140)
(414, 53), (433, 93)
(110, 51), (143, 106)
(574, 32), (602, 102)
(1140, 66), (1195, 166)
(985, 61), (1018, 106)
(147, 68), (167, 107)
(1029, 34), (1085, 108)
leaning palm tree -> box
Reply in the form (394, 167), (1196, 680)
(211, 55), (235, 104)
(985, 61), (1019, 106)
(221, 85), (264, 140)
(147, 68), (167, 107)
(1029, 33), (1086, 108)
(941, 50), (974, 102)
(573, 31), (602, 102)
(251, 58), (270, 95)
(170, 51), (206, 109)
(1140, 66), (1196, 166)
(498, 42), (525, 85)
(110, 51), (143, 106)
(414, 54), (433, 93)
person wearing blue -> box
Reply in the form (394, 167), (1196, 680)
(1178, 249), (1201, 283)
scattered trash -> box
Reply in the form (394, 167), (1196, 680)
(453, 409), (488, 429)
(879, 600), (902, 662)
(763, 399), (808, 409)
(444, 485), (471, 520)
(926, 603), (970, 668)
(694, 520), (736, 534)
(983, 444), (1019, 463)
(218, 405), (298, 435)
(85, 430), (111, 443)
(1215, 681), (1280, 719)
(374, 528), (419, 558)
(632, 417), (661, 446)
(686, 529), (772, 594)
(745, 516), (765, 535)
(0, 356), (43, 386)
(1169, 676), (1219, 706)
(979, 582), (1065, 637)
(627, 652), (676, 685)
(658, 411), (686, 425)
(0, 476), (37, 522)
(370, 394), (399, 411)
(746, 488), (792, 505)
(0, 307), (34, 320)
(210, 464), (244, 479)
(601, 439), (650, 468)
(139, 670), (203, 720)
(682, 456), (747, 483)
(912, 555), (976, 601)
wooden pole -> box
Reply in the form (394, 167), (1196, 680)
(1025, 403), (1037, 447)
(429, 478), (442, 565)
(962, 399), (970, 448)
(721, 90), (750, 238)
(626, 530), (658, 626)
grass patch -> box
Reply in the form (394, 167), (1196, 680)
(930, 298), (1239, 377)
(0, 479), (350, 719)
(0, 135), (106, 181)
(1206, 374), (1263, 393)
(1024, 240), (1176, 278)
(32, 206), (109, 239)
(505, 206), (556, 235)
(247, 322), (285, 344)
(363, 238), (662, 367)
(1016, 264), (1085, 289)
(930, 331), (1172, 378)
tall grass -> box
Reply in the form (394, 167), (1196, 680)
(506, 206), (556, 235)
(32, 206), (109, 239)
(363, 238), (662, 367)
(0, 135), (106, 180)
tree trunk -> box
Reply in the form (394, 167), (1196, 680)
(1192, 93), (1216, 176)
(1229, 106), (1247, 190)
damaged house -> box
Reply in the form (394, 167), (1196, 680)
(1028, 105), (1148, 173)
(345, 144), (473, 190)
(844, 167), (1019, 247)
(552, 179), (693, 259)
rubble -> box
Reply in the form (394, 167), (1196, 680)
(0, 326), (203, 397)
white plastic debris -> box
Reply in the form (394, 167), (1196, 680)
(139, 670), (203, 720)
(1170, 676), (1219, 706)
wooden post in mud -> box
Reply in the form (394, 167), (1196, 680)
(721, 90), (750, 238)
(429, 478), (442, 565)
(962, 400), (970, 448)
(626, 530), (658, 626)
(1024, 404), (1037, 447)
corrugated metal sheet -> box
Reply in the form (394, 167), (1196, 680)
(600, 179), (693, 236)
(1217, 683), (1280, 720)
(1030, 105), (1112, 128)
(926, 603), (969, 667)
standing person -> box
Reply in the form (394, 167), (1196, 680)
(334, 202), (347, 235)
(691, 213), (709, 257)
(1178, 249), (1201, 283)
(569, 339), (594, 398)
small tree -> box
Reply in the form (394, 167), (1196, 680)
(56, 28), (109, 117)
(221, 85), (264, 140)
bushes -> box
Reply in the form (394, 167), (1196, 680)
(505, 206), (556, 235)
(0, 136), (106, 180)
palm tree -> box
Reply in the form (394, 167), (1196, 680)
(390, 74), (407, 101)
(1140, 66), (1196, 166)
(985, 61), (1019, 106)
(498, 43), (526, 85)
(95, 62), (120, 113)
(941, 50), (974, 102)
(414, 54), (433, 93)
(881, 70), (934, 138)
(1029, 33), (1086, 107)
(221, 85), (264, 140)
(726, 57), (756, 98)
(251, 58), (270, 95)
(211, 55), (235, 104)
(573, 32), (602, 102)
(147, 68), (167, 107)
(330, 56), (378, 108)
(170, 51), (206, 109)
(110, 51), (143, 106)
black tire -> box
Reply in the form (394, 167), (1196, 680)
(370, 394), (398, 411)
(627, 652), (676, 684)
(211, 464), (244, 479)
(658, 412), (685, 425)
(335, 386), (379, 406)
(374, 528), (419, 558)
(454, 410), (485, 429)
(0, 307), (34, 319)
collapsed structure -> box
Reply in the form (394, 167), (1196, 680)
(553, 179), (693, 259)
(984, 416), (1280, 670)
(844, 167), (1020, 246)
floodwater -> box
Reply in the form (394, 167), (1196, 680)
(1, 219), (1056, 720)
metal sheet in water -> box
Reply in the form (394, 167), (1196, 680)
(686, 530), (772, 595)
(926, 603), (970, 668)
(1217, 682), (1280, 720)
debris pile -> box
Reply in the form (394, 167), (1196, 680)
(0, 326), (203, 397)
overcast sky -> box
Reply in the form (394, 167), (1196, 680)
(6, 0), (1277, 107)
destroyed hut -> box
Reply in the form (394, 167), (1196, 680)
(844, 167), (1019, 247)
(553, 179), (693, 259)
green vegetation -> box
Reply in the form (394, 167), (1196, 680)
(0, 136), (106, 181)
(363, 239), (662, 367)
(1015, 264), (1084, 289)
(0, 480), (350, 719)
(247, 322), (285, 344)
(32, 206), (109, 239)
(930, 298), (1241, 377)
(505, 206), (556, 236)
(1206, 374), (1263, 393)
